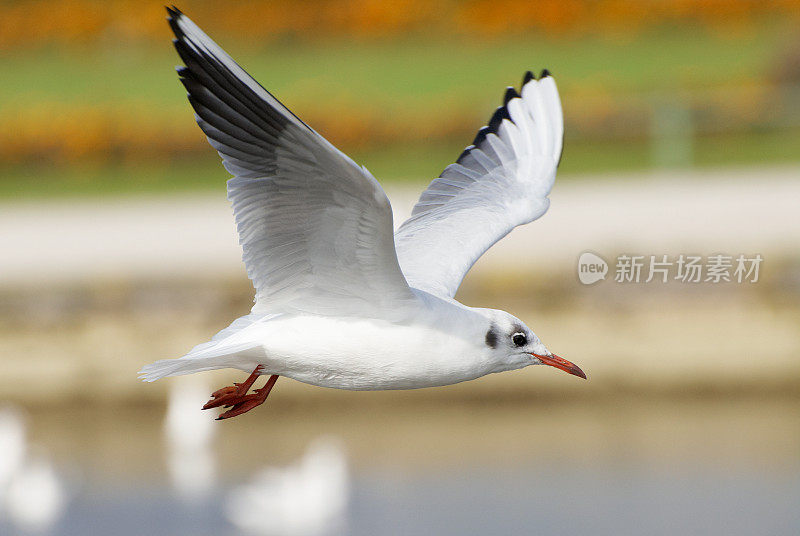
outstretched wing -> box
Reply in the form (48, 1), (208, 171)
(167, 8), (416, 319)
(394, 71), (563, 298)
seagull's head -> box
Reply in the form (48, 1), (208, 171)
(479, 309), (586, 379)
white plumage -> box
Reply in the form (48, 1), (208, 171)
(139, 8), (584, 410)
(395, 73), (562, 297)
(0, 407), (66, 533)
(164, 378), (217, 502)
(225, 437), (349, 536)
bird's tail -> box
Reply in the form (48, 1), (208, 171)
(138, 358), (202, 382)
(138, 313), (274, 382)
(138, 353), (257, 382)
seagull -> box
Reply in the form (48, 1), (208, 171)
(140, 7), (586, 420)
(0, 407), (66, 534)
(225, 437), (349, 536)
(4, 454), (66, 534)
(0, 408), (26, 492)
(163, 379), (217, 503)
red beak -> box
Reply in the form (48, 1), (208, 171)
(530, 353), (587, 379)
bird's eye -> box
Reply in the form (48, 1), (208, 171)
(512, 333), (527, 347)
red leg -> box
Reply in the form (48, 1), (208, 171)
(202, 366), (279, 420)
(203, 366), (262, 406)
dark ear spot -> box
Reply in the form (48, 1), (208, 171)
(485, 325), (498, 349)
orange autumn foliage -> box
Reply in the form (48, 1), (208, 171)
(1, 0), (796, 166)
(1, 0), (798, 50)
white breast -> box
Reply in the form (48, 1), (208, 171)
(251, 311), (494, 390)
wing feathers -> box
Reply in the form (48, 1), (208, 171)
(167, 8), (415, 318)
(503, 86), (521, 104)
(167, 8), (562, 309)
(168, 7), (310, 132)
(395, 71), (563, 297)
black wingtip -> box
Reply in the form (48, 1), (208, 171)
(166, 10), (183, 37)
(456, 144), (475, 164)
(487, 105), (510, 133)
(523, 70), (535, 85)
(455, 71), (537, 167)
(540, 68), (551, 79)
(166, 6), (185, 36)
(503, 86), (520, 105)
(175, 65), (193, 80)
(471, 126), (489, 147)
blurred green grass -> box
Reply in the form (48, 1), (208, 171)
(5, 128), (800, 199)
(2, 25), (786, 106)
(2, 21), (798, 198)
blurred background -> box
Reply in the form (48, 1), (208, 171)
(1, 1), (799, 534)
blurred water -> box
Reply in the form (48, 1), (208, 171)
(352, 467), (800, 535)
(20, 463), (799, 536)
(5, 399), (797, 536)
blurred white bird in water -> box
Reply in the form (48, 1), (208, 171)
(0, 408), (26, 492)
(164, 377), (218, 503)
(140, 8), (586, 420)
(0, 407), (66, 534)
(5, 454), (65, 534)
(225, 437), (350, 536)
